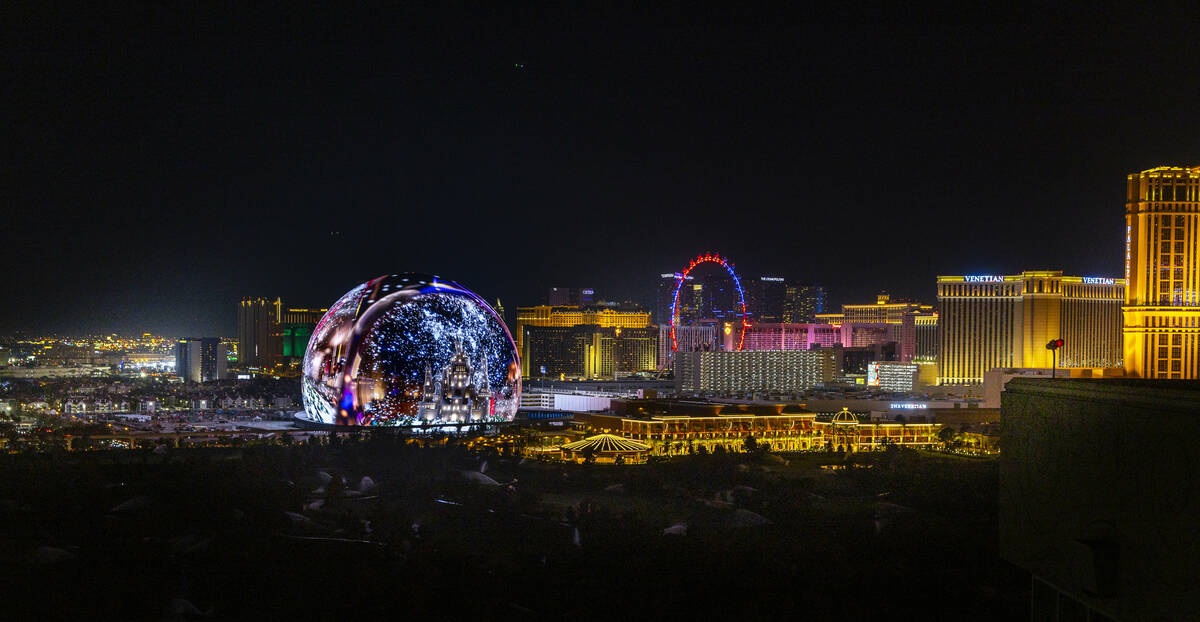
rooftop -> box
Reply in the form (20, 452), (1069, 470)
(561, 434), (650, 453)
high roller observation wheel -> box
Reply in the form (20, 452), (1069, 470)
(669, 253), (750, 352)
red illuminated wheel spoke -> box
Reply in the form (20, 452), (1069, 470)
(669, 254), (750, 352)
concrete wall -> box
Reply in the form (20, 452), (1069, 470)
(1001, 378), (1200, 620)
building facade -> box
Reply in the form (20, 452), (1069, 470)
(520, 391), (613, 411)
(238, 297), (280, 368)
(842, 293), (934, 324)
(742, 323), (813, 351)
(783, 285), (826, 323)
(574, 408), (939, 455)
(657, 323), (717, 369)
(280, 307), (327, 359)
(175, 338), (227, 383)
(867, 361), (920, 392)
(522, 325), (658, 380)
(914, 312), (938, 361)
(675, 349), (836, 394)
(515, 304), (651, 370)
(748, 276), (788, 323)
(937, 271), (1124, 385)
(1122, 165), (1200, 378)
(741, 322), (909, 353)
(656, 273), (704, 326)
(818, 293), (937, 363)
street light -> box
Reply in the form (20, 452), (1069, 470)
(1045, 338), (1064, 378)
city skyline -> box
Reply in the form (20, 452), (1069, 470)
(5, 7), (1198, 337)
(0, 255), (1138, 339)
(7, 9), (1200, 619)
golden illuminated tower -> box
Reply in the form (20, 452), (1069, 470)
(1123, 165), (1200, 378)
(514, 303), (651, 375)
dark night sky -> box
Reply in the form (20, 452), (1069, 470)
(4, 5), (1198, 336)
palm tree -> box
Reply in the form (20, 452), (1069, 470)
(937, 425), (958, 450)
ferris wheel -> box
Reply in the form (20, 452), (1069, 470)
(668, 253), (750, 352)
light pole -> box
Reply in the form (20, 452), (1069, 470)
(1045, 338), (1064, 378)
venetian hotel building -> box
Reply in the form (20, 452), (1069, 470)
(1123, 166), (1200, 379)
(937, 272), (1123, 385)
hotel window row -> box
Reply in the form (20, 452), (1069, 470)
(1123, 166), (1200, 379)
(937, 272), (1123, 385)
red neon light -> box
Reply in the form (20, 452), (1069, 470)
(669, 253), (749, 352)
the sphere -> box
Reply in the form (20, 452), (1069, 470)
(300, 274), (520, 426)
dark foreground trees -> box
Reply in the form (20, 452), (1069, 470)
(0, 439), (1022, 619)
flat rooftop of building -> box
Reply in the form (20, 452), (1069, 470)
(1004, 377), (1200, 412)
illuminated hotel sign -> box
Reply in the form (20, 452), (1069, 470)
(1082, 277), (1115, 285)
(760, 277), (785, 282)
(964, 275), (1004, 283)
(889, 403), (928, 410)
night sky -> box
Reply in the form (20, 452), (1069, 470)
(5, 6), (1198, 336)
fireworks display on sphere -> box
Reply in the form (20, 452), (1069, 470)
(300, 274), (520, 426)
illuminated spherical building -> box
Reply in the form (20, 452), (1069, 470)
(300, 274), (520, 426)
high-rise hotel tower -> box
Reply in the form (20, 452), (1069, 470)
(238, 297), (281, 368)
(937, 272), (1124, 384)
(1123, 166), (1200, 378)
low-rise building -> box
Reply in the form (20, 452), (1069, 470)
(218, 396), (266, 410)
(0, 365), (111, 378)
(867, 361), (919, 392)
(573, 406), (939, 455)
(62, 399), (130, 414)
(520, 391), (613, 412)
